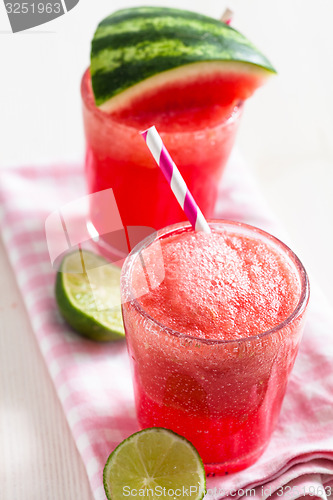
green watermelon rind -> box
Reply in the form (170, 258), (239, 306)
(90, 6), (276, 107)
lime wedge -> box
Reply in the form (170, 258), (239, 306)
(103, 428), (206, 500)
(55, 249), (125, 341)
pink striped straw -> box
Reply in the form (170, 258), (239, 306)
(221, 7), (233, 24)
(141, 126), (211, 233)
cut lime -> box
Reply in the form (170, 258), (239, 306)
(55, 249), (125, 341)
(103, 428), (206, 500)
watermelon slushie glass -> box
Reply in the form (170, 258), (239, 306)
(121, 221), (309, 474)
(81, 70), (241, 238)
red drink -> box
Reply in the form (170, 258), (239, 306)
(81, 70), (241, 237)
(121, 221), (309, 474)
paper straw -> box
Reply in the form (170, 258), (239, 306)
(221, 8), (233, 24)
(141, 126), (211, 234)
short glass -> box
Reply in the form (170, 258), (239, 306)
(81, 69), (242, 241)
(120, 220), (309, 474)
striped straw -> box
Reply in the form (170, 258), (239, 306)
(141, 126), (211, 234)
(221, 7), (233, 24)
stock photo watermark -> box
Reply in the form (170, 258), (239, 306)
(3, 0), (80, 32)
(45, 189), (164, 309)
(121, 484), (333, 498)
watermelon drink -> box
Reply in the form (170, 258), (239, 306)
(81, 69), (241, 235)
(121, 221), (309, 473)
(82, 7), (276, 243)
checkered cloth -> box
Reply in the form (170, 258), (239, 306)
(0, 155), (333, 500)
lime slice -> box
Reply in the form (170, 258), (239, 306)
(103, 428), (206, 500)
(55, 249), (125, 341)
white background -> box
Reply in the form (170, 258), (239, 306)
(1, 1), (333, 499)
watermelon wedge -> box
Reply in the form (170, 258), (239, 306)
(90, 6), (276, 125)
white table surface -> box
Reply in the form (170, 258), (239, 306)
(1, 1), (333, 499)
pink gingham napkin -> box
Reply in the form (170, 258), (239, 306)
(0, 155), (333, 500)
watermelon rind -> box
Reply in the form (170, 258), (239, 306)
(90, 6), (276, 109)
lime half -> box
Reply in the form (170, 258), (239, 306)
(103, 428), (206, 500)
(55, 249), (125, 341)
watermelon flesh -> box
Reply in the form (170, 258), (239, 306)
(100, 62), (270, 131)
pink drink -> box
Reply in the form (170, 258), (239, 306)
(81, 70), (241, 238)
(121, 221), (309, 474)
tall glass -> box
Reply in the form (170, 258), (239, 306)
(81, 69), (242, 241)
(121, 221), (309, 474)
